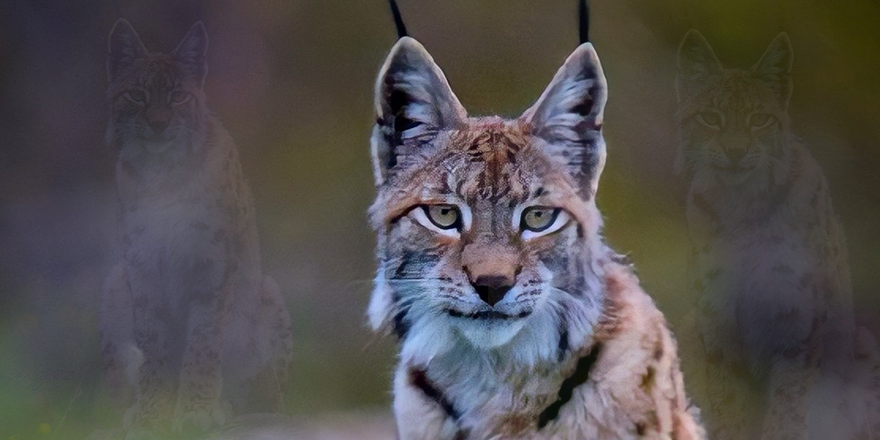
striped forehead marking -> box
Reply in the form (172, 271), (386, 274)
(446, 122), (532, 203)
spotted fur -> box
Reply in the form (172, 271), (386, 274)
(368, 37), (705, 440)
(99, 19), (293, 439)
(676, 29), (880, 440)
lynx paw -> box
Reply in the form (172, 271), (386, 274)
(123, 402), (138, 432)
(171, 399), (230, 435)
(123, 427), (161, 440)
(123, 402), (173, 439)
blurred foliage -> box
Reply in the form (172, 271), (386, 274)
(0, 0), (878, 438)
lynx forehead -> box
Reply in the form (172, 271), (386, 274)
(453, 120), (529, 201)
(380, 119), (587, 223)
(397, 120), (533, 195)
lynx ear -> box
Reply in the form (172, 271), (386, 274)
(171, 21), (209, 88)
(676, 29), (723, 102)
(751, 32), (793, 110)
(371, 37), (466, 186)
(107, 19), (147, 83)
(522, 43), (608, 198)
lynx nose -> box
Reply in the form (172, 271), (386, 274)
(724, 147), (747, 164)
(149, 120), (170, 135)
(470, 275), (515, 307)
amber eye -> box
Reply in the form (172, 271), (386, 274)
(521, 207), (560, 232)
(423, 205), (461, 230)
(749, 113), (774, 130)
(171, 91), (191, 105)
(124, 90), (147, 104)
(695, 112), (722, 128)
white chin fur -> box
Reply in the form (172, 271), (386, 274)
(400, 296), (592, 369)
(451, 316), (528, 349)
(145, 140), (173, 154)
(383, 262), (604, 368)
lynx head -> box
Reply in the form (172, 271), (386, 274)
(368, 37), (609, 366)
(676, 30), (795, 191)
(105, 19), (210, 169)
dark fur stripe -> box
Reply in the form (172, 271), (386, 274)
(537, 342), (604, 429)
(557, 315), (570, 362)
(409, 367), (461, 420)
(392, 306), (410, 339)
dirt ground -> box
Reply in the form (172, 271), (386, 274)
(85, 411), (396, 440)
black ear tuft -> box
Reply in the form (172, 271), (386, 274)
(389, 0), (408, 39)
(579, 0), (590, 44)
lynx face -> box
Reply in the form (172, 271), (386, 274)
(369, 37), (609, 362)
(676, 31), (795, 192)
(105, 20), (209, 172)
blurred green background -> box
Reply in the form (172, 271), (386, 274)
(1, 0), (878, 438)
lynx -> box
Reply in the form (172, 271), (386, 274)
(676, 29), (880, 440)
(366, 34), (705, 440)
(99, 19), (293, 439)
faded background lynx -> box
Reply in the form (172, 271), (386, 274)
(0, 0), (878, 438)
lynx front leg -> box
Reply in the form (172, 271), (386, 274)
(171, 283), (230, 435)
(704, 359), (762, 440)
(100, 264), (136, 411)
(759, 356), (818, 440)
(854, 327), (880, 437)
(393, 365), (461, 440)
(697, 301), (760, 440)
(244, 275), (293, 413)
(127, 283), (176, 436)
(265, 277), (293, 400)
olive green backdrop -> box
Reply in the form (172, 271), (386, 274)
(1, 0), (878, 437)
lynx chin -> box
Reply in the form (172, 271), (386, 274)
(99, 19), (292, 439)
(367, 36), (705, 440)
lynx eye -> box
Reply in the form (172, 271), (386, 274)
(171, 91), (192, 105)
(749, 113), (774, 130)
(422, 205), (462, 230)
(695, 112), (722, 128)
(124, 90), (148, 104)
(521, 207), (560, 232)
(519, 207), (570, 240)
